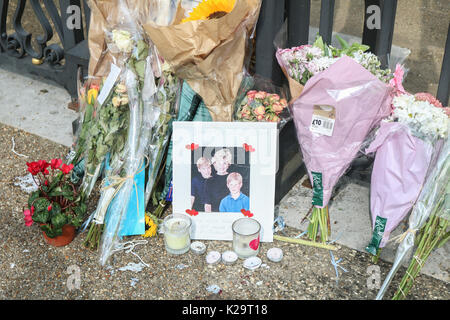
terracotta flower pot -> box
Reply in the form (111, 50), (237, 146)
(42, 224), (76, 247)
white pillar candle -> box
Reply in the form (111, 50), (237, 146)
(232, 218), (261, 259)
(163, 214), (191, 255)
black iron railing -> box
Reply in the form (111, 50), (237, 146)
(0, 0), (90, 100)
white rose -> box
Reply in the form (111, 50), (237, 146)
(112, 30), (133, 53)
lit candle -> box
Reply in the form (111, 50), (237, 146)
(163, 214), (192, 255)
(232, 218), (261, 259)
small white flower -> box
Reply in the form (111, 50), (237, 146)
(393, 94), (449, 139)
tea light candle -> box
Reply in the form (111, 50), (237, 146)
(222, 251), (238, 265)
(243, 256), (262, 270)
(267, 247), (283, 262)
(190, 241), (207, 255)
(232, 218), (261, 259)
(163, 214), (191, 255)
(206, 251), (221, 265)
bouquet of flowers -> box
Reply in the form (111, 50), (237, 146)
(365, 93), (449, 257)
(82, 0), (152, 251)
(143, 0), (262, 121)
(276, 35), (393, 101)
(78, 29), (145, 199)
(23, 159), (86, 242)
(276, 35), (397, 243)
(143, 60), (180, 210)
(235, 90), (288, 123)
(375, 134), (449, 300)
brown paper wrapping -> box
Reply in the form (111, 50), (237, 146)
(279, 64), (304, 104)
(87, 0), (147, 78)
(143, 0), (262, 121)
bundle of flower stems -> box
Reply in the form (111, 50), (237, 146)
(392, 178), (449, 299)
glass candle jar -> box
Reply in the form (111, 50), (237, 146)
(163, 214), (192, 255)
(232, 218), (261, 259)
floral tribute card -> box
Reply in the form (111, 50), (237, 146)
(172, 121), (278, 242)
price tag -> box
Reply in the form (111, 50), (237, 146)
(310, 105), (336, 137)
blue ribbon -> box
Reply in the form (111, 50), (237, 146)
(327, 232), (347, 284)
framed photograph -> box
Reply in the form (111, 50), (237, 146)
(172, 121), (278, 242)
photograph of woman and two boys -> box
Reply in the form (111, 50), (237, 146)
(191, 147), (251, 213)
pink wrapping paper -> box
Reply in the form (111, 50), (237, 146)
(366, 121), (433, 247)
(291, 56), (393, 208)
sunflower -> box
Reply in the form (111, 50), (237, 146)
(143, 214), (158, 238)
(181, 0), (237, 23)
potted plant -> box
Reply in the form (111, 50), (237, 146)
(23, 159), (87, 246)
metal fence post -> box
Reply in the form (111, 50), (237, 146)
(437, 23), (450, 107)
(254, 0), (286, 86)
(287, 0), (310, 47)
(319, 0), (335, 44)
(362, 0), (380, 53)
(376, 0), (397, 68)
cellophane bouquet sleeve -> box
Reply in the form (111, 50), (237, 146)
(291, 55), (392, 242)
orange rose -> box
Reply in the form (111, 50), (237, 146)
(253, 105), (266, 117)
(272, 102), (284, 114)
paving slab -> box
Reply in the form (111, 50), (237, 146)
(278, 174), (450, 283)
(0, 68), (77, 148)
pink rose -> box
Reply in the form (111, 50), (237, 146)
(247, 90), (257, 100)
(270, 94), (280, 101)
(254, 91), (267, 100)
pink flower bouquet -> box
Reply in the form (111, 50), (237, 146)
(365, 93), (449, 255)
(291, 55), (393, 242)
(235, 90), (288, 123)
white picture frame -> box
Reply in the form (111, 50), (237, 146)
(172, 121), (278, 242)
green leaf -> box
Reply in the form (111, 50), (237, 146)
(313, 35), (325, 52)
(336, 34), (349, 49)
(48, 186), (63, 198)
(135, 60), (147, 80)
(61, 184), (74, 201)
(33, 198), (51, 213)
(137, 40), (149, 60)
(40, 224), (62, 238)
(33, 210), (49, 224)
(51, 213), (68, 229)
(85, 104), (94, 122)
(49, 202), (62, 217)
(28, 191), (40, 208)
